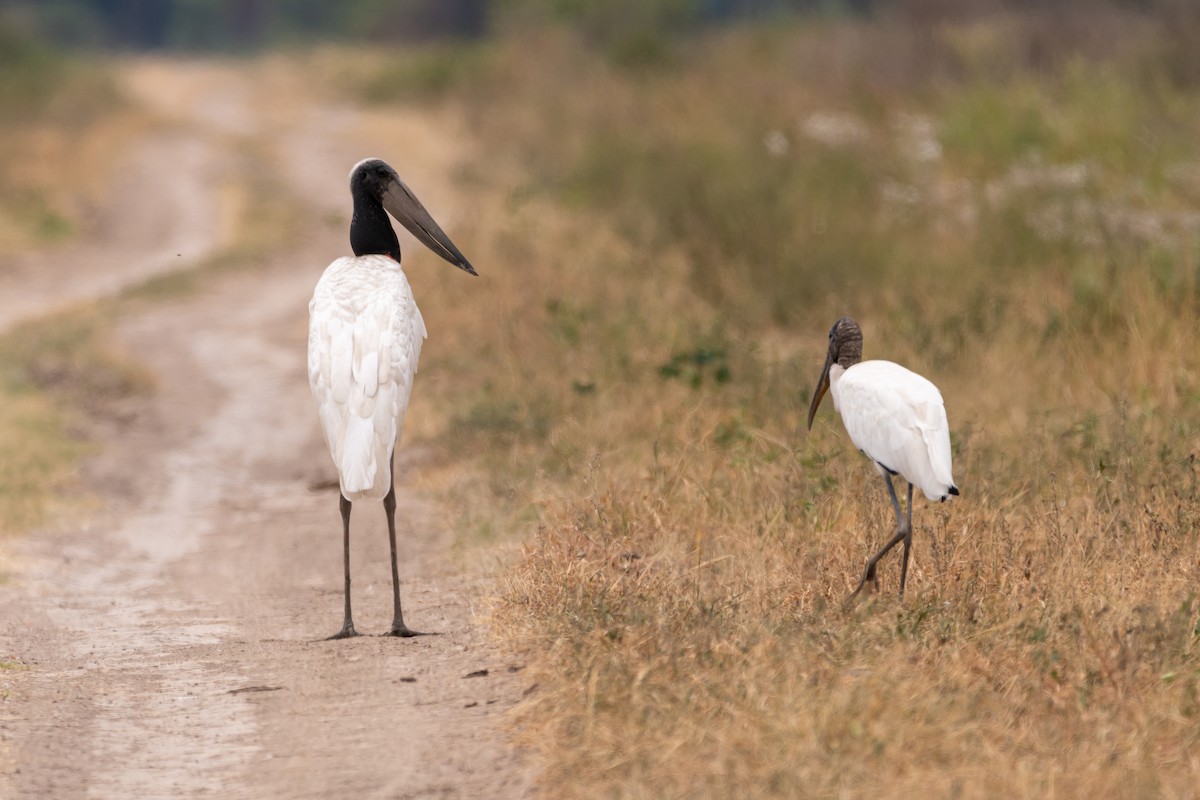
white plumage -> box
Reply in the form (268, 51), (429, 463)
(828, 360), (955, 502)
(808, 317), (958, 598)
(308, 254), (427, 500)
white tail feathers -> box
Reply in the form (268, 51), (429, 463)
(339, 415), (377, 495)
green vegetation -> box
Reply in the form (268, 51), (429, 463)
(0, 19), (119, 123)
(343, 42), (496, 104)
(0, 21), (123, 250)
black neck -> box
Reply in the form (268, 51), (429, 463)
(349, 194), (401, 261)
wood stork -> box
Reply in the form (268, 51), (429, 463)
(806, 317), (958, 599)
(309, 158), (476, 639)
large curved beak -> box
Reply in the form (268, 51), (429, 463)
(806, 354), (832, 431)
(382, 178), (477, 276)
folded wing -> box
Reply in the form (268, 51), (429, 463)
(308, 255), (426, 500)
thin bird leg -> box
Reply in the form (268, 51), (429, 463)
(897, 481), (915, 597)
(848, 473), (908, 601)
(327, 494), (359, 640)
(383, 459), (426, 637)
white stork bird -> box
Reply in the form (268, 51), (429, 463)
(806, 317), (958, 599)
(309, 158), (476, 639)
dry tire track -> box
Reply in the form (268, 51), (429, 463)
(0, 132), (228, 332)
(0, 59), (533, 798)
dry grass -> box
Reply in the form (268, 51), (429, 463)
(0, 392), (89, 535)
(0, 310), (151, 536)
(351, 10), (1200, 798)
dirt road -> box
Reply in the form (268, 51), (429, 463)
(0, 59), (533, 798)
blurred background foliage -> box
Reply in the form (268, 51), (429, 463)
(8, 0), (1187, 51)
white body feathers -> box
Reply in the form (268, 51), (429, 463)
(308, 254), (426, 501)
(829, 360), (956, 501)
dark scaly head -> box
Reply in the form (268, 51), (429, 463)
(807, 316), (863, 430)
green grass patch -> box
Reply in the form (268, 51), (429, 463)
(339, 42), (495, 104)
(0, 392), (91, 535)
(0, 21), (119, 126)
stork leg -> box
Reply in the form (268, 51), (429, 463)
(327, 494), (359, 640)
(383, 459), (426, 637)
(848, 473), (913, 601)
(897, 482), (915, 596)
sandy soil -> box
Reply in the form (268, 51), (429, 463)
(0, 59), (534, 798)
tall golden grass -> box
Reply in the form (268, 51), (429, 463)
(361, 9), (1200, 797)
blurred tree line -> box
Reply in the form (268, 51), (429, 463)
(0, 0), (490, 48)
(0, 0), (875, 51)
(0, 0), (1193, 51)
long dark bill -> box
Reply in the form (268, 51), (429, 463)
(806, 354), (832, 430)
(382, 178), (477, 276)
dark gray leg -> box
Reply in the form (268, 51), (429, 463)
(897, 481), (915, 597)
(327, 493), (359, 640)
(848, 473), (912, 601)
(383, 458), (426, 637)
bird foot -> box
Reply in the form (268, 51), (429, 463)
(326, 624), (360, 640)
(382, 625), (432, 638)
(845, 568), (881, 606)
